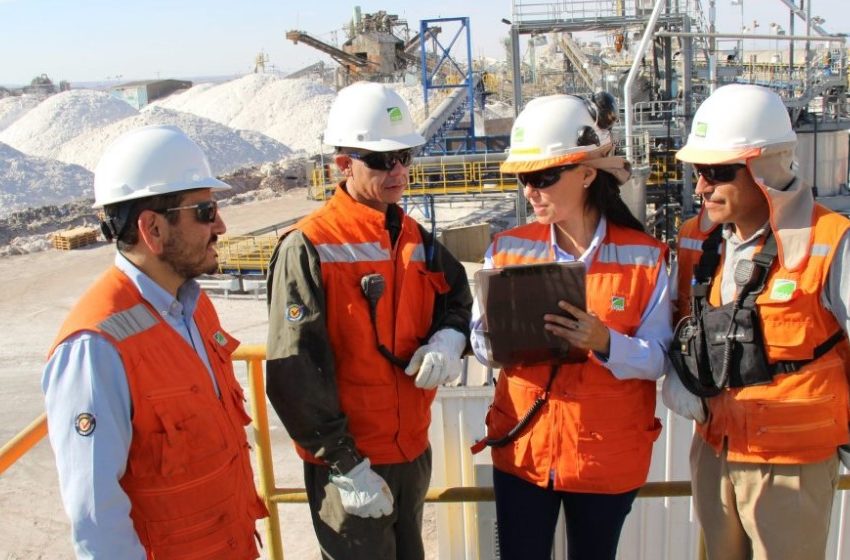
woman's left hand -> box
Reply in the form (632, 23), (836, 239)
(544, 300), (611, 356)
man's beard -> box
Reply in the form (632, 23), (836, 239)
(161, 231), (218, 280)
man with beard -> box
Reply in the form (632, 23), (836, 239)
(42, 125), (267, 560)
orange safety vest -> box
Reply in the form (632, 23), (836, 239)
(295, 186), (449, 465)
(485, 221), (666, 493)
(676, 206), (850, 464)
(51, 267), (267, 560)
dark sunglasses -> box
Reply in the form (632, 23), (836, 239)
(158, 200), (218, 223)
(518, 164), (579, 189)
(347, 149), (414, 171)
(694, 164), (746, 185)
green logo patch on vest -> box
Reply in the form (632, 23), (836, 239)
(387, 107), (403, 122)
(611, 296), (626, 311)
(694, 122), (708, 137)
(769, 279), (797, 302)
(214, 331), (228, 346)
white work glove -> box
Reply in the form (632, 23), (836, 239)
(662, 373), (707, 424)
(404, 328), (467, 389)
(329, 459), (393, 518)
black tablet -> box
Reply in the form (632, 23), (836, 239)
(475, 261), (587, 367)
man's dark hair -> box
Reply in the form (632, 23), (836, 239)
(585, 170), (645, 233)
(104, 191), (186, 251)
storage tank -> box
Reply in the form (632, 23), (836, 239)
(795, 130), (848, 196)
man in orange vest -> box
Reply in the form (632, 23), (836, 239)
(42, 125), (268, 559)
(265, 82), (472, 559)
(664, 84), (850, 559)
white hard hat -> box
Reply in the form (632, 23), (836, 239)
(501, 94), (616, 173)
(94, 124), (230, 207)
(322, 82), (425, 151)
(676, 84), (797, 164)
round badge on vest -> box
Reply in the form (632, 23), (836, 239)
(75, 412), (96, 436)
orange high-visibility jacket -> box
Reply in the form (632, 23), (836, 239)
(295, 187), (449, 465)
(676, 206), (850, 464)
(485, 221), (666, 493)
(51, 267), (267, 560)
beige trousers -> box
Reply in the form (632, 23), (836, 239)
(690, 435), (839, 560)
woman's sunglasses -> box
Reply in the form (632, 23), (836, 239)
(347, 149), (414, 171)
(159, 200), (218, 223)
(518, 164), (579, 189)
(694, 164), (746, 185)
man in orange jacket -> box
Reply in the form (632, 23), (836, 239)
(42, 125), (267, 559)
(265, 82), (472, 559)
(664, 84), (850, 559)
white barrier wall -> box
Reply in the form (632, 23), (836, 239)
(430, 371), (850, 559)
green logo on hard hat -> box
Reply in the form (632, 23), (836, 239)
(694, 122), (708, 137)
(387, 107), (403, 122)
(513, 127), (525, 142)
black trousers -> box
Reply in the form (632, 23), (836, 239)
(493, 467), (638, 560)
(304, 448), (431, 560)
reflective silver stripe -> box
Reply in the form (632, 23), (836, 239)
(811, 243), (831, 257)
(316, 242), (390, 263)
(497, 236), (550, 261)
(680, 237), (703, 251)
(597, 244), (660, 267)
(410, 243), (426, 262)
(98, 303), (159, 341)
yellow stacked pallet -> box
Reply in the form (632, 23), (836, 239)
(51, 226), (101, 250)
(216, 235), (279, 276)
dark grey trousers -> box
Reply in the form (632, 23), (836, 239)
(304, 447), (432, 560)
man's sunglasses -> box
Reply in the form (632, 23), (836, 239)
(158, 200), (218, 223)
(347, 149), (414, 171)
(518, 164), (579, 190)
(694, 164), (746, 185)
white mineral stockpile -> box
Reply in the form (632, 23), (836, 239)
(57, 105), (292, 175)
(0, 95), (41, 132)
(0, 141), (92, 218)
(153, 74), (425, 154)
(0, 90), (137, 159)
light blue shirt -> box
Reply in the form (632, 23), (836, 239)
(42, 253), (218, 560)
(471, 217), (673, 381)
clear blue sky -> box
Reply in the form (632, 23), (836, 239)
(0, 0), (846, 86)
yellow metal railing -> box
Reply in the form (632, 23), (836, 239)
(309, 154), (684, 201)
(309, 159), (519, 201)
(5, 347), (850, 560)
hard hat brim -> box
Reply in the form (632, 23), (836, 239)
(323, 132), (426, 152)
(500, 143), (612, 173)
(675, 145), (762, 164)
(92, 176), (231, 208)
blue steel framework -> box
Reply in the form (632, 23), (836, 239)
(419, 17), (476, 155)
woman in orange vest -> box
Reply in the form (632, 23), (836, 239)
(470, 94), (672, 560)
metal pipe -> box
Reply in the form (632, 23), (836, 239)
(625, 0), (666, 162)
(655, 31), (844, 42)
(509, 23), (526, 226)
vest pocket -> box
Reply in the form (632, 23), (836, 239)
(485, 401), (534, 464)
(575, 419), (659, 485)
(146, 493), (247, 559)
(130, 388), (230, 477)
(744, 394), (843, 453)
